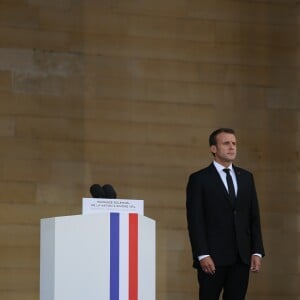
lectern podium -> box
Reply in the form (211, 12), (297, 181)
(40, 199), (155, 300)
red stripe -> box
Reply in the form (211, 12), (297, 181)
(129, 213), (138, 300)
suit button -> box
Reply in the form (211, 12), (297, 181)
(233, 210), (237, 215)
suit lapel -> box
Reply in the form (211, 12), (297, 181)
(233, 165), (243, 208)
(209, 163), (233, 208)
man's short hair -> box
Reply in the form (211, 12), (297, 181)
(209, 128), (235, 146)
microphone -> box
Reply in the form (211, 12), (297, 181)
(102, 184), (117, 199)
(89, 184), (105, 198)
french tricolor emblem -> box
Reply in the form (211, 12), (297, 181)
(109, 213), (155, 300)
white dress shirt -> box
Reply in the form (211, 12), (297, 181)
(213, 160), (238, 196)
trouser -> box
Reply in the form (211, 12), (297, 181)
(197, 261), (250, 300)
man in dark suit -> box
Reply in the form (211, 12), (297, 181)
(186, 128), (265, 300)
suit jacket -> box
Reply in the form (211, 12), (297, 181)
(186, 163), (265, 269)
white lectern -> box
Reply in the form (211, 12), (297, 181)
(40, 200), (155, 300)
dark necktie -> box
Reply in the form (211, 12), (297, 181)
(223, 168), (236, 207)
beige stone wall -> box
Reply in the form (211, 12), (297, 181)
(0, 0), (299, 299)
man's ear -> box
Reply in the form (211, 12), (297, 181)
(210, 145), (216, 155)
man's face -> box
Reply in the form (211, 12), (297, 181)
(210, 132), (237, 165)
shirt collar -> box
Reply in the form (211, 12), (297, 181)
(213, 160), (233, 173)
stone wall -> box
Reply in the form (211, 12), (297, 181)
(0, 1), (299, 299)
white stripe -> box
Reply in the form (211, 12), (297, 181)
(119, 213), (129, 300)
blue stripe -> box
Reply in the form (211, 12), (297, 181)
(110, 213), (120, 300)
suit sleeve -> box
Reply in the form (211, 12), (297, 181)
(186, 174), (209, 261)
(249, 174), (265, 257)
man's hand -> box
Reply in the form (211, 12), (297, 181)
(250, 255), (262, 273)
(200, 256), (216, 275)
